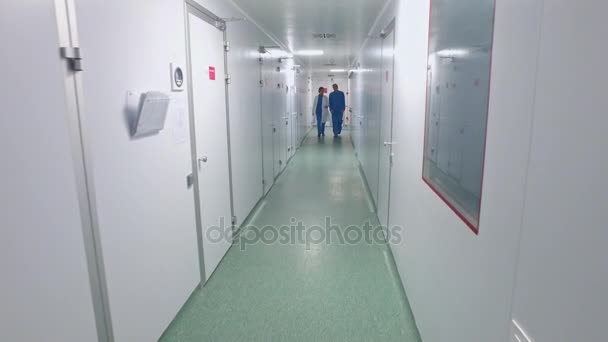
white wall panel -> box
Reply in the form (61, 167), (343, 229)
(224, 17), (271, 226)
(352, 37), (382, 204)
(0, 1), (98, 341)
(510, 1), (608, 341)
(261, 55), (277, 193)
(295, 74), (313, 144)
(74, 0), (295, 339)
(75, 0), (200, 340)
(354, 0), (544, 341)
(350, 73), (363, 156)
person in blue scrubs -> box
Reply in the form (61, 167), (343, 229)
(312, 87), (329, 137)
(329, 84), (346, 137)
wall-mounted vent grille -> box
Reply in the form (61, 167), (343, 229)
(313, 33), (337, 39)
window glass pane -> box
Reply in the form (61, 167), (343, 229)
(422, 0), (496, 232)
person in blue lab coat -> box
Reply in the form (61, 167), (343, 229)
(329, 84), (346, 137)
(312, 87), (329, 137)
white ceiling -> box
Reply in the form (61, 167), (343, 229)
(232, 0), (388, 76)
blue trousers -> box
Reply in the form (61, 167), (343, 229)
(332, 112), (343, 136)
(316, 113), (326, 136)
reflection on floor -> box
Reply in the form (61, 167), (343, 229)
(160, 130), (421, 342)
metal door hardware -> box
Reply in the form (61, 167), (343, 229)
(60, 47), (83, 71)
(186, 173), (194, 188)
(383, 141), (397, 146)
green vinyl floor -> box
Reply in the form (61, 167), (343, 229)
(160, 130), (421, 342)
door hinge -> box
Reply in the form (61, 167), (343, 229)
(262, 179), (266, 186)
(60, 46), (83, 71)
(224, 41), (230, 52)
(225, 74), (232, 84)
(259, 80), (264, 88)
(231, 216), (237, 225)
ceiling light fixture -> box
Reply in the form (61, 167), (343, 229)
(436, 48), (469, 58)
(330, 69), (347, 72)
(295, 50), (324, 56)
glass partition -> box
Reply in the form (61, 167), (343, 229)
(422, 0), (496, 233)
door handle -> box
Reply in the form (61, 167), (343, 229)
(383, 142), (397, 146)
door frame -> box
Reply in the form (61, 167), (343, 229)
(184, 0), (234, 284)
(259, 53), (275, 195)
(54, 0), (115, 340)
(376, 18), (397, 230)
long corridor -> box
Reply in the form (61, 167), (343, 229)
(160, 131), (421, 341)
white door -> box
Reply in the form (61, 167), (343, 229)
(377, 27), (396, 230)
(291, 85), (297, 156)
(288, 87), (295, 158)
(261, 57), (275, 194)
(272, 63), (284, 177)
(281, 85), (290, 169)
(187, 10), (232, 282)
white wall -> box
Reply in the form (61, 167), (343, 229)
(296, 74), (313, 143)
(0, 1), (99, 341)
(355, 0), (608, 341)
(75, 0), (201, 340)
(351, 35), (383, 204)
(70, 0), (298, 340)
(220, 5), (276, 226)
(352, 0), (546, 341)
(510, 1), (608, 341)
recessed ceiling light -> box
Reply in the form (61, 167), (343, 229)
(295, 50), (324, 56)
(436, 49), (469, 58)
